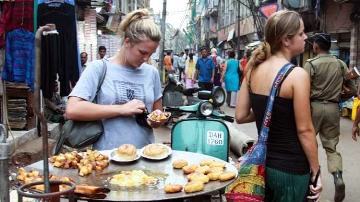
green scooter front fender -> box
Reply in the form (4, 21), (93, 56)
(171, 119), (230, 161)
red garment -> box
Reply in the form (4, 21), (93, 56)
(0, 0), (34, 48)
(240, 57), (248, 82)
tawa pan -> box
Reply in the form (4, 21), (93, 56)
(26, 150), (238, 201)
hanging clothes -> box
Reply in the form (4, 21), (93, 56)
(38, 1), (79, 97)
(2, 29), (34, 89)
(41, 33), (60, 99)
(0, 0), (34, 48)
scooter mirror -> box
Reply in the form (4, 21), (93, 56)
(211, 86), (226, 107)
(168, 74), (176, 82)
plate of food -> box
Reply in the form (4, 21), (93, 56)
(147, 109), (171, 123)
(141, 143), (172, 160)
(110, 144), (141, 163)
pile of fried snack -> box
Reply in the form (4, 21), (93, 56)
(164, 159), (236, 194)
(17, 168), (73, 191)
(17, 168), (110, 198)
(49, 150), (109, 176)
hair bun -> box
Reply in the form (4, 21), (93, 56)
(252, 42), (271, 66)
(119, 9), (150, 33)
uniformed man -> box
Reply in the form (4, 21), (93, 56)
(304, 33), (347, 202)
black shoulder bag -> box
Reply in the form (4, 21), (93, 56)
(54, 60), (107, 154)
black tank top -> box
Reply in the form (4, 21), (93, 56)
(250, 92), (310, 174)
(249, 68), (310, 174)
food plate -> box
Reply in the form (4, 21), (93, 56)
(141, 144), (172, 160)
(110, 149), (141, 163)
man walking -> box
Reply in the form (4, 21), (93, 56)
(304, 33), (348, 202)
(178, 52), (186, 81)
(194, 47), (215, 90)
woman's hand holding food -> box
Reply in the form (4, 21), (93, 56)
(120, 99), (146, 116)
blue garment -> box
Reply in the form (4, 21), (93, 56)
(196, 57), (215, 82)
(2, 29), (34, 90)
(224, 58), (240, 92)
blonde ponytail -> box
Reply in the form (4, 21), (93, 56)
(119, 9), (161, 43)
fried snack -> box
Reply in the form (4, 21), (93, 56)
(110, 170), (158, 187)
(49, 151), (82, 169)
(49, 150), (109, 177)
(17, 168), (74, 192)
(184, 181), (204, 193)
(182, 165), (198, 174)
(195, 166), (210, 174)
(219, 172), (236, 181)
(209, 161), (226, 168)
(172, 159), (188, 169)
(17, 168), (42, 183)
(143, 144), (168, 158)
(117, 144), (137, 160)
(77, 150), (109, 176)
(187, 172), (209, 184)
(148, 109), (170, 122)
(200, 159), (215, 166)
(75, 184), (110, 195)
(207, 172), (222, 181)
(164, 184), (183, 193)
(208, 166), (224, 173)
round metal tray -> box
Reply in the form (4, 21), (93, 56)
(25, 150), (237, 201)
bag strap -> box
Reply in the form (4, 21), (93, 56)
(258, 63), (295, 143)
(93, 59), (107, 103)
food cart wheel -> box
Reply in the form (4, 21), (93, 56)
(17, 180), (76, 202)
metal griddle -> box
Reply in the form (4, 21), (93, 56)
(25, 150), (238, 201)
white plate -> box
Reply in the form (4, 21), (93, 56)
(140, 144), (172, 160)
(110, 149), (141, 163)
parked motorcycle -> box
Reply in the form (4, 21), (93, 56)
(162, 73), (226, 120)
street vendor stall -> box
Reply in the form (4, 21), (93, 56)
(21, 150), (237, 201)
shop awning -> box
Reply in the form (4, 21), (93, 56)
(227, 29), (235, 41)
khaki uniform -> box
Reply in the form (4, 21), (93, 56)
(304, 53), (347, 173)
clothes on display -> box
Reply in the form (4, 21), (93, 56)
(0, 0), (34, 48)
(40, 33), (60, 98)
(2, 29), (35, 90)
(38, 0), (79, 98)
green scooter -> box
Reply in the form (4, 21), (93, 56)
(165, 87), (234, 162)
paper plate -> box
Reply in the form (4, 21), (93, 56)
(110, 149), (141, 163)
(140, 144), (172, 160)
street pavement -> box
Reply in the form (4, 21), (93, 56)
(154, 105), (360, 202)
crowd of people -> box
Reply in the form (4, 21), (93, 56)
(41, 7), (360, 202)
(163, 46), (249, 108)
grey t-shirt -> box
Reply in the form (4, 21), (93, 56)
(69, 60), (162, 150)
